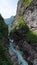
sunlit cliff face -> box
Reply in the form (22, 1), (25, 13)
(17, 0), (37, 32)
(24, 5), (37, 32)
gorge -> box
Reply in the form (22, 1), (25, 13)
(9, 39), (28, 65)
(9, 0), (37, 65)
(0, 0), (37, 65)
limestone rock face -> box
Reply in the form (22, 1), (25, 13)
(23, 2), (37, 32)
(10, 0), (37, 65)
(33, 59), (37, 65)
(17, 0), (25, 16)
(16, 0), (37, 32)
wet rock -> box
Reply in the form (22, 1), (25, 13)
(33, 59), (37, 65)
(9, 48), (15, 56)
(16, 45), (19, 50)
(9, 48), (19, 65)
(9, 0), (37, 64)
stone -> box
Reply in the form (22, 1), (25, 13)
(33, 59), (37, 65)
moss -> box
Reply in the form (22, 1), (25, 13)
(25, 30), (37, 43)
(16, 17), (29, 30)
(11, 17), (37, 43)
(23, 0), (33, 9)
(16, 17), (25, 29)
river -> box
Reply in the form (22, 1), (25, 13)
(9, 39), (28, 65)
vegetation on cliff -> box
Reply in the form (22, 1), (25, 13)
(0, 15), (13, 65)
(0, 15), (8, 38)
(10, 17), (37, 43)
(23, 0), (33, 9)
(9, 0), (37, 65)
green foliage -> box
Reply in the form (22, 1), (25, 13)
(0, 41), (13, 65)
(11, 17), (37, 43)
(0, 15), (8, 38)
(23, 0), (33, 9)
(0, 15), (13, 65)
(25, 30), (37, 43)
(16, 17), (29, 30)
(16, 17), (25, 29)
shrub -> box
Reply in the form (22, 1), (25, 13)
(0, 42), (13, 65)
(0, 15), (8, 38)
(23, 0), (33, 9)
(11, 17), (37, 43)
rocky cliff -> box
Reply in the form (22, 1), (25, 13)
(12, 0), (37, 32)
(10, 0), (37, 65)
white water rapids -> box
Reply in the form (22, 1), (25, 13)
(9, 39), (28, 65)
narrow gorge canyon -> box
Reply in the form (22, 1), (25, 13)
(9, 0), (37, 65)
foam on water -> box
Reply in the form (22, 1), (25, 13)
(9, 39), (28, 65)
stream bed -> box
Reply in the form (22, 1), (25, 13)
(9, 39), (28, 65)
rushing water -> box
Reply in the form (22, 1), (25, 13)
(9, 39), (28, 65)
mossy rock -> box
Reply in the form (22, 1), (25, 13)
(23, 0), (33, 9)
(10, 17), (37, 43)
